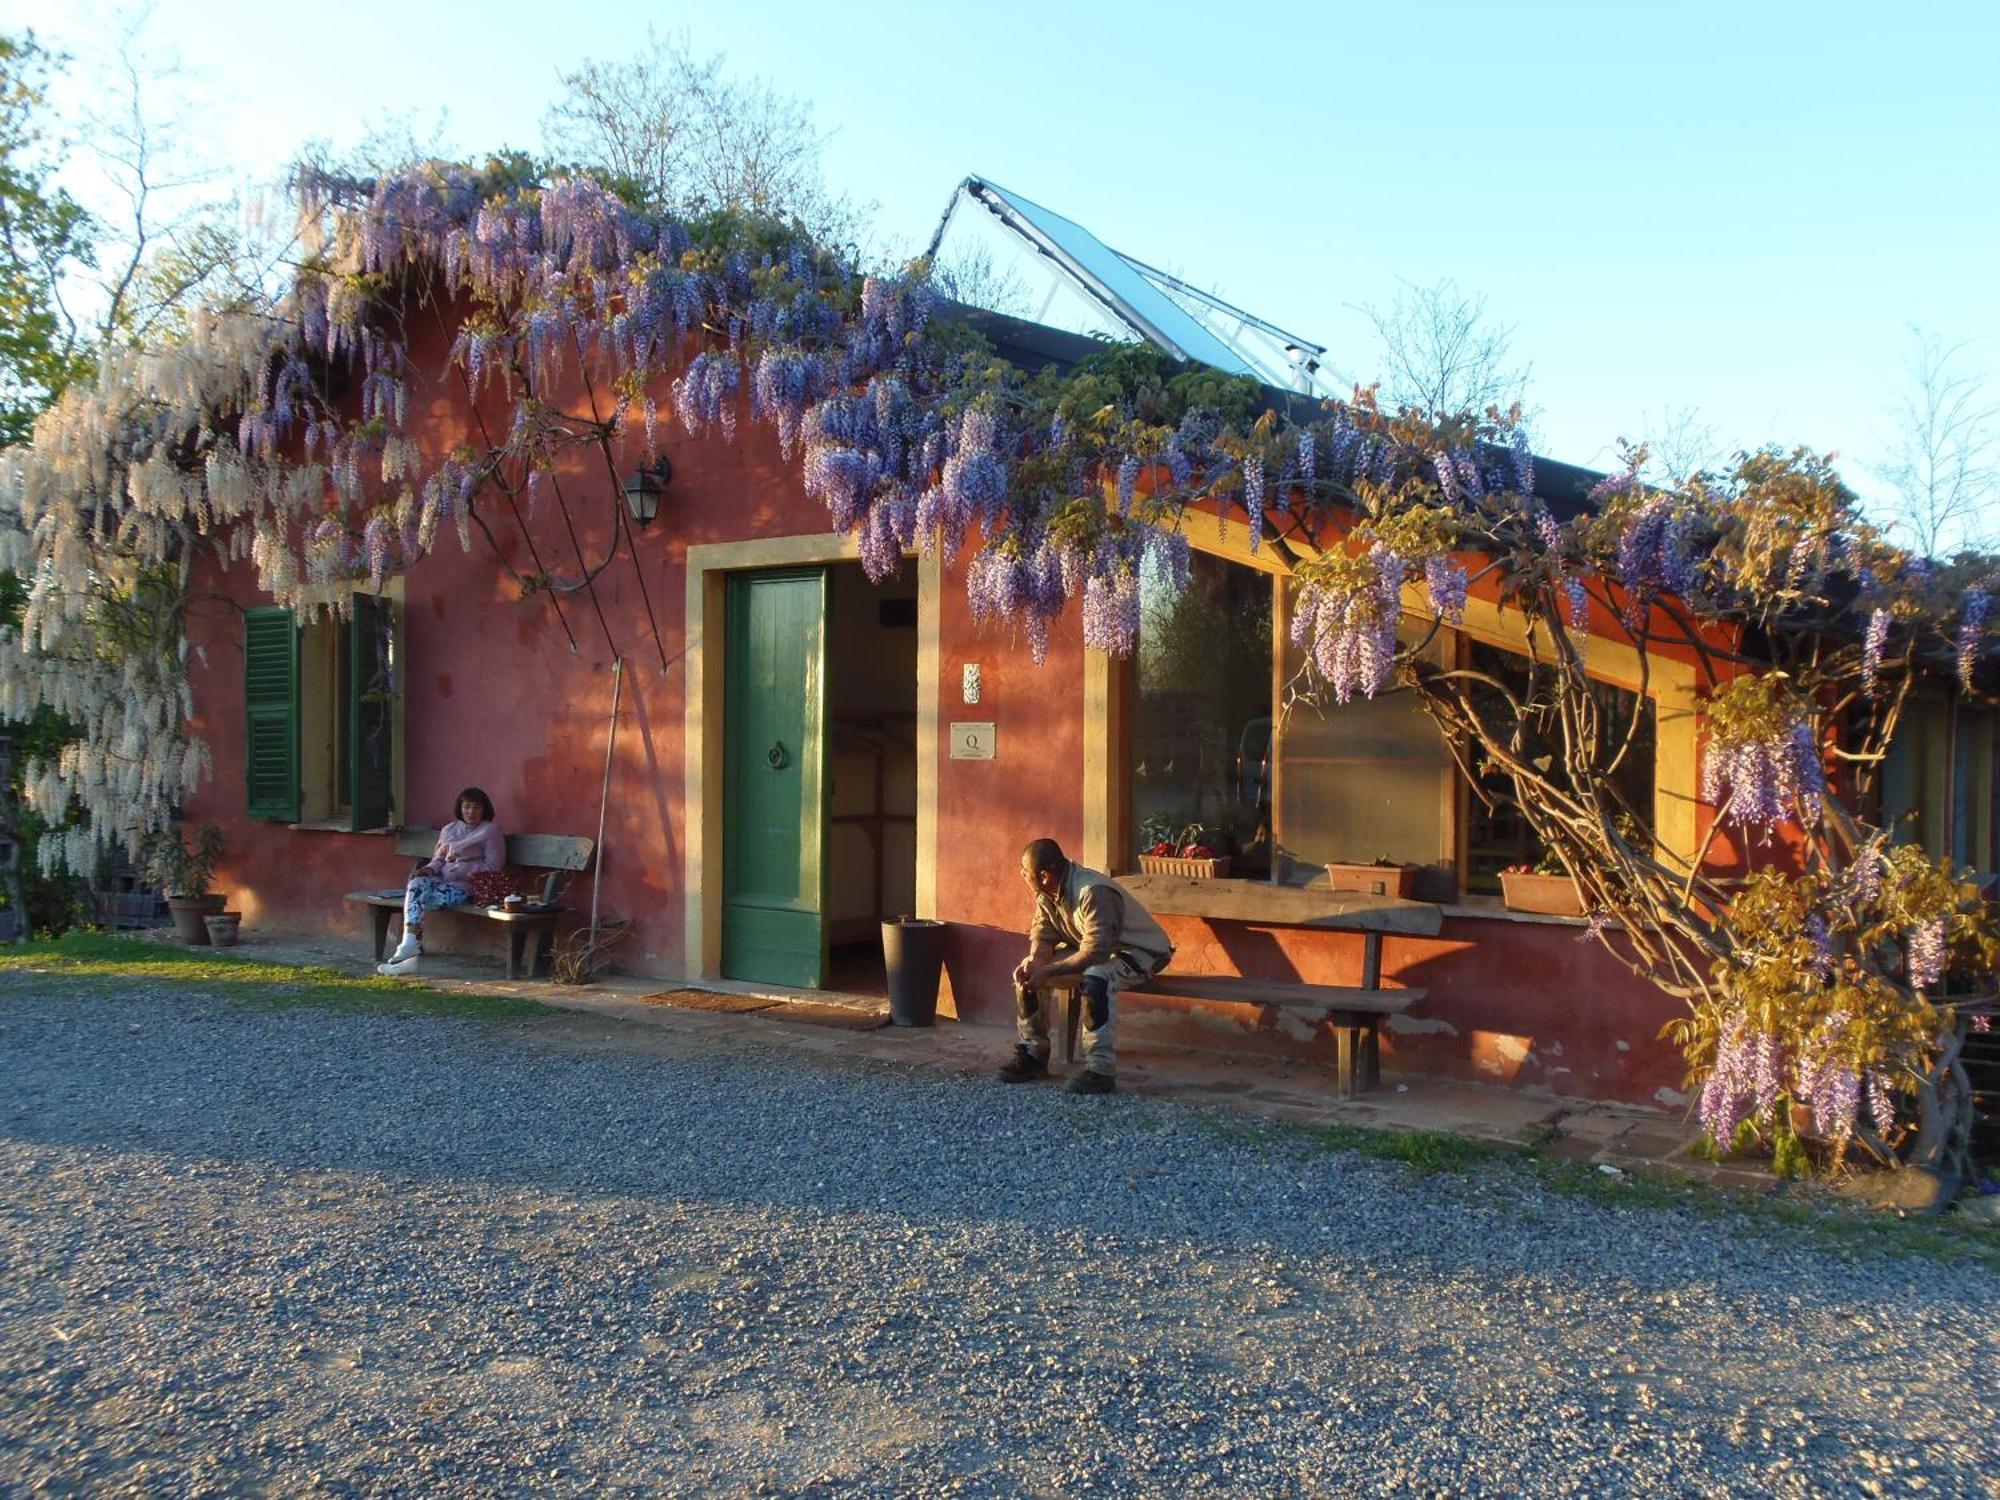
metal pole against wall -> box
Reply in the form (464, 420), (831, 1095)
(589, 656), (624, 935)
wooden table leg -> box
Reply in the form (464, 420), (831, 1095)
(507, 924), (529, 980)
(371, 906), (393, 963)
(1332, 1022), (1358, 1101)
(1063, 990), (1081, 1063)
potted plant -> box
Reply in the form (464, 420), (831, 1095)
(1324, 857), (1418, 898)
(1137, 822), (1232, 879)
(1500, 854), (1586, 916)
(145, 825), (227, 944)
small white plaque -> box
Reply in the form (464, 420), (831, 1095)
(949, 721), (996, 760)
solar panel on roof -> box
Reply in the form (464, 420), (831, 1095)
(927, 176), (1330, 395)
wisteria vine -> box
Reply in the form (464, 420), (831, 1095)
(3, 158), (1997, 1176)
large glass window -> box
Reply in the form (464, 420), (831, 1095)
(1459, 642), (1654, 895)
(1883, 698), (1994, 878)
(1130, 548), (1274, 874)
(1120, 548), (1657, 902)
(1275, 614), (1455, 895)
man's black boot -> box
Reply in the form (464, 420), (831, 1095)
(1066, 1069), (1115, 1095)
(996, 1046), (1050, 1083)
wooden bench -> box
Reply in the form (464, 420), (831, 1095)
(1045, 890), (1434, 1100)
(343, 830), (595, 979)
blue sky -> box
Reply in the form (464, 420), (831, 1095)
(11, 0), (1998, 518)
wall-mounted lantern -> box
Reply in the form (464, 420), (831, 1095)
(621, 456), (674, 527)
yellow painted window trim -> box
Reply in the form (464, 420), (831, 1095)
(1084, 520), (1700, 877)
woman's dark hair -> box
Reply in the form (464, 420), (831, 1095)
(454, 786), (495, 822)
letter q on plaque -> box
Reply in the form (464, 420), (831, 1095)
(949, 721), (996, 760)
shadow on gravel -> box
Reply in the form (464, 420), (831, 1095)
(2, 942), (1997, 1280)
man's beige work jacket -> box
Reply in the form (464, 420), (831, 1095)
(1029, 861), (1174, 972)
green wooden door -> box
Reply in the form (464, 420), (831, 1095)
(722, 570), (828, 987)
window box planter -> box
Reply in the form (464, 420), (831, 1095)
(1137, 853), (1233, 879)
(1500, 870), (1586, 917)
(1324, 862), (1417, 898)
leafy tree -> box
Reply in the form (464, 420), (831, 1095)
(0, 33), (92, 445)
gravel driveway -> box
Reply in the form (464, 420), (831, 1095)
(2, 981), (1996, 1497)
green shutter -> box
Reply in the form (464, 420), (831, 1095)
(348, 592), (395, 831)
(244, 606), (300, 822)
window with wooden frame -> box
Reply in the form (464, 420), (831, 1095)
(242, 588), (402, 830)
(1881, 696), (1996, 880)
(1108, 536), (1661, 902)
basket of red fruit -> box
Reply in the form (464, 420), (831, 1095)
(1137, 824), (1232, 879)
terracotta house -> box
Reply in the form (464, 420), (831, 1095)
(175, 269), (2000, 1119)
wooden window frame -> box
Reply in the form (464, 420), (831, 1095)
(1085, 513), (1703, 889)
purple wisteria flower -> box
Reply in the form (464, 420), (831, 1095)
(1242, 455), (1266, 549)
(1293, 547), (1405, 705)
(1535, 509), (1562, 553)
(1752, 1031), (1782, 1118)
(1432, 452), (1459, 502)
(1804, 913), (1834, 980)
(1848, 836), (1885, 905)
(1081, 567), (1141, 655)
(1862, 607), (1890, 697)
(1425, 555), (1468, 625)
(1616, 495), (1698, 621)
(1700, 1020), (1754, 1144)
(1700, 719), (1826, 832)
(1957, 590), (1988, 690)
(363, 515), (392, 588)
(1510, 428), (1534, 497)
(1865, 1069), (1896, 1138)
(1116, 455), (1140, 516)
(1791, 1012), (1859, 1141)
(1564, 576), (1590, 632)
(1907, 918), (1946, 989)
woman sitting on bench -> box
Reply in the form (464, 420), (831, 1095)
(377, 786), (504, 975)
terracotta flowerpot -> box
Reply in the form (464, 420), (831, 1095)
(203, 911), (243, 948)
(1500, 871), (1586, 917)
(168, 894), (226, 945)
(1325, 862), (1416, 898)
(1137, 854), (1232, 878)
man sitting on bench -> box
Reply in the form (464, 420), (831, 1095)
(1001, 837), (1174, 1096)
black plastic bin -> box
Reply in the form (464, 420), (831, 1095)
(882, 917), (947, 1027)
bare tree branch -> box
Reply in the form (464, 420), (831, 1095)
(541, 29), (872, 253)
(1355, 277), (1531, 421)
(1874, 325), (1998, 559)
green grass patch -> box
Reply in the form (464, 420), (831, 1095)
(1194, 1109), (1511, 1175)
(1198, 1103), (2000, 1268)
(0, 931), (549, 1019)
(1523, 1153), (2000, 1268)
